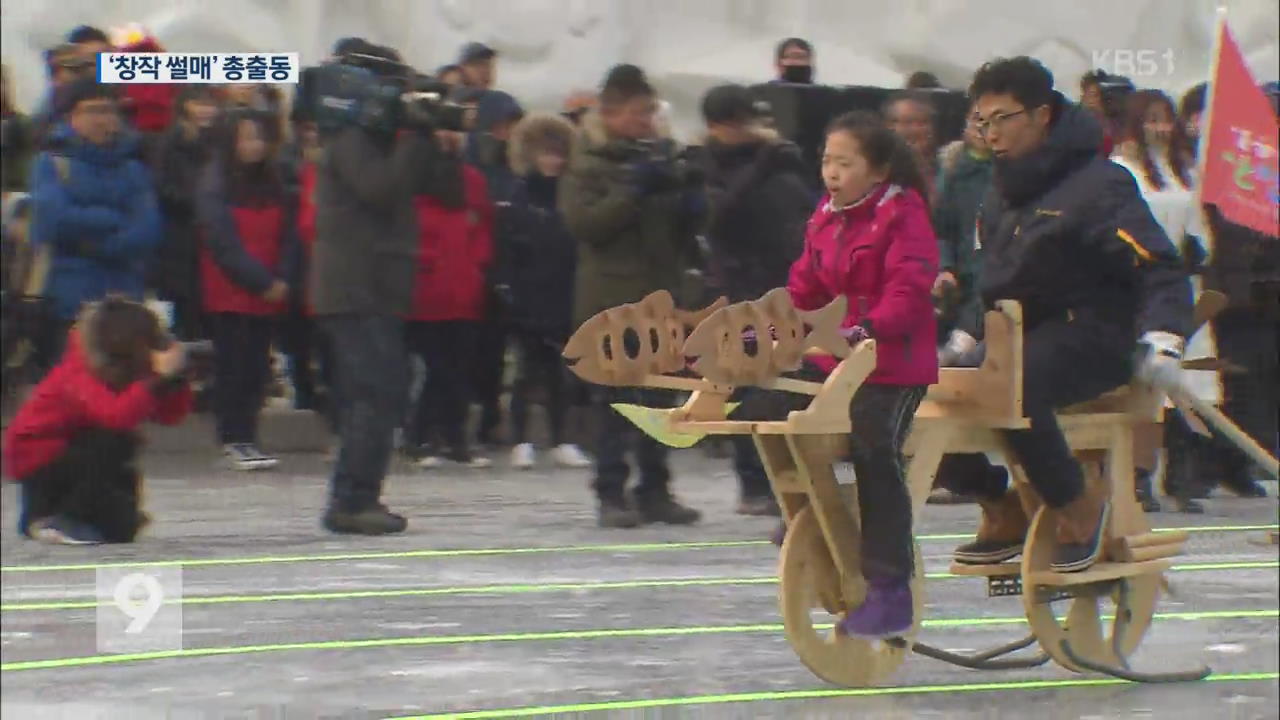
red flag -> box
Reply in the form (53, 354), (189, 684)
(1199, 19), (1280, 238)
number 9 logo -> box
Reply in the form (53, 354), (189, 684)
(113, 572), (164, 633)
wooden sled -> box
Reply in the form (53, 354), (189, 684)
(562, 289), (1261, 687)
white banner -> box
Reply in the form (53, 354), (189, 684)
(98, 52), (300, 84)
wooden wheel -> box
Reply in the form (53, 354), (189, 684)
(1020, 506), (1161, 672)
(778, 505), (923, 686)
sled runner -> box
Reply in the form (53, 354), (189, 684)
(565, 288), (1277, 687)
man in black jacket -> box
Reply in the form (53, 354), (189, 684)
(310, 43), (434, 535)
(698, 84), (813, 516)
(945, 57), (1192, 573)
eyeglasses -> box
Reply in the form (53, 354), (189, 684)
(972, 109), (1028, 137)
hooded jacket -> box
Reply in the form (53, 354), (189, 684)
(976, 93), (1191, 341)
(699, 128), (814, 302)
(932, 142), (994, 337)
(788, 183), (939, 385)
(3, 303), (191, 480)
(31, 123), (162, 320)
(506, 114), (578, 337)
(559, 109), (703, 325)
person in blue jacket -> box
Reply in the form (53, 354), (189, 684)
(30, 79), (161, 368)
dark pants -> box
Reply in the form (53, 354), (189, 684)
(279, 306), (330, 413)
(732, 368), (924, 580)
(1215, 307), (1279, 461)
(404, 320), (474, 451)
(471, 314), (507, 445)
(592, 387), (676, 503)
(731, 387), (775, 500)
(942, 314), (1132, 508)
(210, 312), (275, 445)
(18, 428), (143, 543)
(509, 330), (569, 446)
(846, 383), (927, 581)
(159, 292), (206, 342)
(321, 313), (407, 513)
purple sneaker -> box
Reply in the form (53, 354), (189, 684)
(836, 577), (913, 639)
(770, 520), (787, 547)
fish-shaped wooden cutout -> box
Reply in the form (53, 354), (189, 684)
(683, 291), (849, 386)
(562, 291), (726, 386)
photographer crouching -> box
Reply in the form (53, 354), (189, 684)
(3, 298), (194, 544)
(302, 40), (465, 535)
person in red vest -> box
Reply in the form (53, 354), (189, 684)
(196, 109), (299, 471)
(403, 129), (494, 469)
(285, 119), (336, 444)
(4, 297), (192, 544)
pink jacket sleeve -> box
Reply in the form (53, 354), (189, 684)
(862, 200), (939, 338)
(786, 241), (831, 312)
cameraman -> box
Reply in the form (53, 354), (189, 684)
(560, 64), (705, 528)
(310, 42), (435, 535)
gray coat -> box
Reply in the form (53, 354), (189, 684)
(309, 126), (431, 316)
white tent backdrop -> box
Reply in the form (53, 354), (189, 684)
(2, 0), (1277, 140)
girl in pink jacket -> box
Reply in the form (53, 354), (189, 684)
(788, 111), (939, 639)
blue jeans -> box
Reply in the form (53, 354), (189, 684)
(320, 313), (408, 513)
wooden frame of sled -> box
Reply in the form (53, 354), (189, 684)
(564, 287), (1279, 688)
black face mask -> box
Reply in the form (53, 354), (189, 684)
(781, 65), (813, 84)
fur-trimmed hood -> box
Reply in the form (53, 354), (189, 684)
(571, 107), (675, 160)
(508, 113), (575, 176)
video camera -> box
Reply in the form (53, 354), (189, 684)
(297, 46), (469, 135)
(622, 138), (706, 193)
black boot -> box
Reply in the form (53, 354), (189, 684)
(632, 488), (701, 525)
(323, 504), (408, 535)
(597, 496), (642, 528)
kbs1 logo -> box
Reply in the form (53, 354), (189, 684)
(1090, 48), (1176, 78)
(98, 52), (300, 84)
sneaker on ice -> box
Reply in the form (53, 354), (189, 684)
(552, 443), (591, 468)
(511, 443), (536, 470)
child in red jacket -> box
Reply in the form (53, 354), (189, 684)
(197, 109), (299, 471)
(4, 297), (192, 544)
(403, 131), (493, 469)
(786, 111), (939, 639)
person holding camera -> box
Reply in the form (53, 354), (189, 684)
(697, 84), (813, 515)
(309, 42), (436, 535)
(4, 297), (192, 544)
(559, 65), (705, 528)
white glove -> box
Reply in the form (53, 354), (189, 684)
(938, 329), (977, 366)
(1135, 331), (1185, 392)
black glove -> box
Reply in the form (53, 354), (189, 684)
(627, 160), (678, 195)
